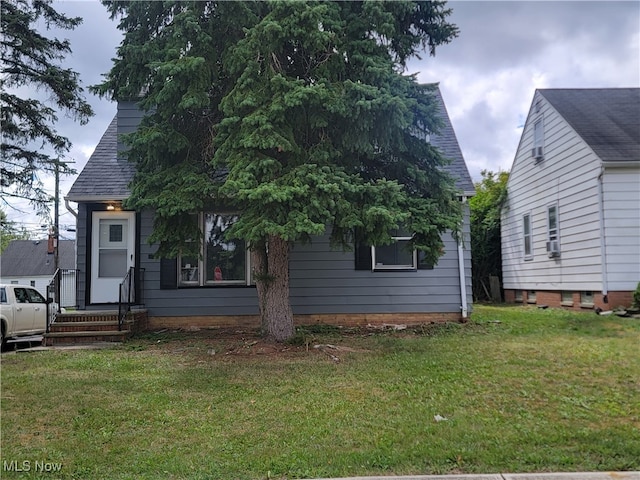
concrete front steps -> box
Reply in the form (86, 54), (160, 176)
(45, 310), (148, 346)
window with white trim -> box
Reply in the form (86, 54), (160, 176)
(523, 213), (533, 259)
(372, 228), (416, 270)
(179, 213), (250, 286)
(533, 118), (544, 160)
(547, 204), (559, 244)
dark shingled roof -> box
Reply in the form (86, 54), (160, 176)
(0, 240), (75, 277)
(539, 88), (640, 163)
(430, 86), (474, 193)
(66, 116), (136, 201)
(66, 85), (474, 200)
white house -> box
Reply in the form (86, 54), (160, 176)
(501, 88), (639, 310)
(0, 239), (77, 307)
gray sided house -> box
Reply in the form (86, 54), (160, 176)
(66, 86), (474, 329)
(501, 88), (640, 310)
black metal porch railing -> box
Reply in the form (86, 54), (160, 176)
(47, 268), (79, 333)
(118, 267), (144, 331)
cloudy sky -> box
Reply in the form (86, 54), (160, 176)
(5, 0), (639, 236)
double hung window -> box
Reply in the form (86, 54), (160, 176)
(533, 118), (544, 160)
(523, 213), (533, 259)
(546, 204), (561, 257)
(179, 213), (250, 286)
(547, 204), (559, 243)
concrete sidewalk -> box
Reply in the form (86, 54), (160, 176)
(309, 472), (640, 480)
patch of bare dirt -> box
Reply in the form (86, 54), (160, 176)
(133, 321), (467, 361)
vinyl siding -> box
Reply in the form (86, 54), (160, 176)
(139, 208), (471, 317)
(76, 203), (88, 309)
(602, 167), (640, 291)
(502, 92), (603, 292)
(116, 101), (144, 138)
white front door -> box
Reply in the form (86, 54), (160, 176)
(91, 211), (135, 304)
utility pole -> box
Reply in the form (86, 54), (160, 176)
(54, 159), (60, 271)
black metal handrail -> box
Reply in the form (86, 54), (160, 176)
(47, 268), (79, 333)
(118, 267), (144, 330)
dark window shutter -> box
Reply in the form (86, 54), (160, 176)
(160, 258), (178, 289)
(418, 251), (434, 270)
(354, 241), (372, 270)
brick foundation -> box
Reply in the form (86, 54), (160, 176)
(504, 290), (516, 303)
(607, 291), (635, 309)
(504, 289), (635, 311)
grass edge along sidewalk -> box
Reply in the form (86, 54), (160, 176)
(307, 471), (640, 480)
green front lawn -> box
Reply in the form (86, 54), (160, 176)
(1, 305), (639, 479)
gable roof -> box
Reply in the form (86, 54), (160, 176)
(539, 88), (640, 163)
(66, 85), (474, 201)
(430, 86), (474, 194)
(66, 116), (136, 201)
(0, 240), (75, 277)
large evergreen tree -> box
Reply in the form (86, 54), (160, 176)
(96, 0), (462, 341)
(1, 0), (94, 216)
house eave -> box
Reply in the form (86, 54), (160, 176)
(65, 195), (130, 203)
(602, 160), (640, 168)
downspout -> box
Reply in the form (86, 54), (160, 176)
(597, 168), (608, 303)
(65, 199), (78, 220)
(65, 199), (79, 272)
(458, 196), (469, 319)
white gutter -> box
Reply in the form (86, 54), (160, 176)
(597, 167), (608, 302)
(458, 196), (469, 319)
(64, 198), (78, 219)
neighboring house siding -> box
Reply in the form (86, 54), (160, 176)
(0, 239), (76, 306)
(140, 209), (471, 318)
(1, 275), (76, 307)
(602, 167), (640, 291)
(502, 92), (603, 292)
(0, 276), (48, 294)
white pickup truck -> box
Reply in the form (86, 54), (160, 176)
(0, 284), (53, 347)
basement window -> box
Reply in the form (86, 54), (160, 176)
(580, 291), (595, 308)
(561, 291), (574, 307)
(527, 290), (537, 304)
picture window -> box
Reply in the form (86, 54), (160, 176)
(178, 213), (250, 286)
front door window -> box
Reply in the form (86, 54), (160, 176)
(98, 220), (129, 278)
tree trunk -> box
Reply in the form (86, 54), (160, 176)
(252, 235), (295, 342)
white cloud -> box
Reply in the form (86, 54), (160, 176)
(4, 0), (639, 232)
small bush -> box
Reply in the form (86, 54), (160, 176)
(632, 281), (640, 310)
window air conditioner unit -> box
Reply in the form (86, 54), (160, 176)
(546, 240), (560, 258)
(531, 146), (544, 160)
